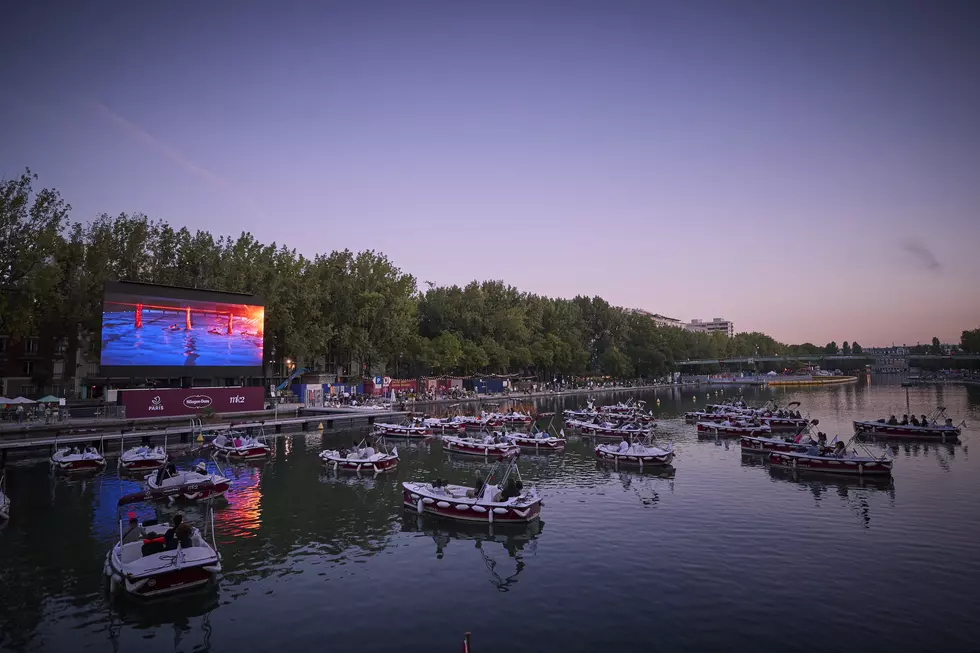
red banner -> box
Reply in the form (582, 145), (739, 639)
(120, 387), (265, 418)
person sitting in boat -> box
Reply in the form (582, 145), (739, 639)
(194, 461), (208, 475)
(500, 477), (520, 500)
(833, 441), (847, 458)
(174, 523), (193, 549)
(360, 442), (375, 459)
(214, 434), (227, 448)
(806, 442), (821, 456)
(921, 414), (929, 427)
(122, 512), (143, 544)
(617, 437), (630, 453)
(164, 514), (184, 550)
(910, 415), (921, 426)
(945, 418), (954, 428)
(466, 472), (484, 498)
(887, 415), (899, 425)
(233, 435), (243, 448)
(901, 414), (910, 425)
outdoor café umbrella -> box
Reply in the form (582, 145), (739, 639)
(37, 395), (61, 403)
(0, 397), (11, 405)
(10, 397), (36, 404)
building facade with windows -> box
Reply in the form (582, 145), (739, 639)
(687, 318), (735, 337)
(628, 309), (685, 328)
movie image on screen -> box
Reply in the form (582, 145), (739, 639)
(100, 284), (264, 370)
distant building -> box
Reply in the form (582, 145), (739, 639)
(629, 309), (684, 328)
(687, 318), (735, 337)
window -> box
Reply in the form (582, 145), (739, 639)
(25, 338), (39, 354)
(22, 361), (34, 376)
(53, 338), (66, 355)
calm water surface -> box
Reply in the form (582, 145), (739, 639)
(2, 381), (979, 652)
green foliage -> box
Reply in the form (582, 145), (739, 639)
(13, 168), (945, 385)
(961, 328), (980, 353)
(851, 342), (863, 355)
(930, 336), (942, 355)
(841, 341), (851, 356)
(824, 341), (839, 355)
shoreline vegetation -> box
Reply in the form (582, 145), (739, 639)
(2, 171), (976, 390)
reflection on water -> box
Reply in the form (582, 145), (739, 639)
(401, 516), (543, 591)
(1, 381), (979, 652)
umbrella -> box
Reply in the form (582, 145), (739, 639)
(0, 397), (11, 404)
(10, 397), (36, 404)
(37, 395), (61, 403)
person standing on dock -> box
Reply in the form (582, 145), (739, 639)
(15, 405), (23, 424)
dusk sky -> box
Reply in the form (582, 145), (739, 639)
(2, 1), (978, 346)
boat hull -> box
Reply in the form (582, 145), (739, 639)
(375, 425), (432, 437)
(506, 437), (566, 452)
(697, 423), (770, 437)
(320, 454), (399, 472)
(442, 439), (520, 458)
(740, 436), (809, 454)
(768, 451), (893, 476)
(51, 458), (106, 472)
(212, 445), (269, 460)
(853, 421), (960, 440)
(120, 458), (167, 471)
(595, 448), (673, 466)
(402, 489), (541, 524)
(106, 554), (218, 598)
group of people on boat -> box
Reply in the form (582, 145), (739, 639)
(213, 434), (246, 448)
(465, 471), (523, 501)
(769, 409), (803, 419)
(129, 513), (194, 556)
(878, 414), (947, 427)
(63, 446), (100, 456)
(339, 441), (378, 459)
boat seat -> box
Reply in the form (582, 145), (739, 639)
(119, 541), (145, 564)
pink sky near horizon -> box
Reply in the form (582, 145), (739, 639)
(1, 2), (978, 346)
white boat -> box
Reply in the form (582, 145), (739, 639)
(595, 440), (674, 468)
(104, 504), (221, 599)
(119, 444), (168, 472)
(402, 457), (541, 524)
(442, 434), (520, 458)
(51, 445), (106, 472)
(373, 421), (432, 437)
(211, 431), (270, 460)
(145, 462), (232, 502)
(504, 428), (566, 452)
(320, 438), (399, 473)
(769, 438), (893, 476)
(0, 474), (9, 521)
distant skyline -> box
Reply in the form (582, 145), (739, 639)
(2, 1), (978, 345)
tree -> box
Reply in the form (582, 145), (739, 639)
(930, 336), (942, 355)
(851, 342), (863, 355)
(961, 328), (980, 353)
(824, 341), (839, 355)
(841, 341), (851, 356)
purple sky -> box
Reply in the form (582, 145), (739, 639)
(2, 1), (978, 346)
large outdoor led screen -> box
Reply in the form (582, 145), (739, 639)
(100, 281), (264, 375)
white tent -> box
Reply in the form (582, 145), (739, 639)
(0, 397), (11, 404)
(10, 397), (36, 404)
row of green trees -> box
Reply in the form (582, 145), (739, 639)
(0, 170), (916, 388)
